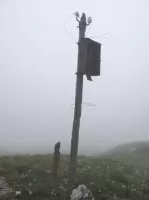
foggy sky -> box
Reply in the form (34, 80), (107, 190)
(0, 0), (149, 155)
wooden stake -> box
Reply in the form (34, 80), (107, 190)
(52, 142), (60, 177)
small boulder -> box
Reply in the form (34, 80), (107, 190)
(71, 184), (94, 200)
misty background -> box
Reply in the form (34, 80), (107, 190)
(0, 0), (148, 155)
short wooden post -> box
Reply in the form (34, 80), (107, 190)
(52, 142), (61, 176)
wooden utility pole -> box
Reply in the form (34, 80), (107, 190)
(68, 13), (89, 184)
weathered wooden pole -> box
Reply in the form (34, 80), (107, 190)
(68, 13), (88, 184)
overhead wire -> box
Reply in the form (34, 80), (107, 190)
(70, 102), (96, 109)
(82, 102), (96, 107)
(64, 13), (78, 44)
(85, 21), (92, 37)
(90, 32), (112, 39)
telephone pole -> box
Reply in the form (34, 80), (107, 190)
(68, 13), (90, 184)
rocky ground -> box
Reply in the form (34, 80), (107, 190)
(0, 176), (13, 198)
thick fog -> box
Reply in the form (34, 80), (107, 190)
(0, 0), (148, 155)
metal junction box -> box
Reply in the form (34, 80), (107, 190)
(79, 38), (101, 77)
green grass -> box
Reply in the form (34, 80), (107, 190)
(0, 152), (149, 200)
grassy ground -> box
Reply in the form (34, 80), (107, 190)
(0, 152), (149, 200)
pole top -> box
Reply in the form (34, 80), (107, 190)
(74, 12), (92, 27)
(80, 13), (86, 26)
